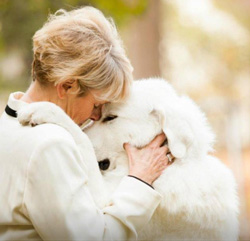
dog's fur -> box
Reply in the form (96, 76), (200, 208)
(18, 78), (239, 241)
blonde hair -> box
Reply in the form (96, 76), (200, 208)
(32, 6), (133, 102)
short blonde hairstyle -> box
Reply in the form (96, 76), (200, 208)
(32, 6), (133, 102)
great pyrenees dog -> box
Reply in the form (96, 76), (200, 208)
(18, 78), (239, 241)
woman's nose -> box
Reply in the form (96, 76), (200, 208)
(90, 105), (103, 121)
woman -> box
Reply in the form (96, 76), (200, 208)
(0, 6), (170, 240)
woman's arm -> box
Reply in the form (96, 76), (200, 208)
(18, 101), (110, 208)
(23, 137), (161, 240)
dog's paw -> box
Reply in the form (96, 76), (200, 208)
(18, 102), (63, 127)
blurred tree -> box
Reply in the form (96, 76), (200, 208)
(123, 0), (161, 79)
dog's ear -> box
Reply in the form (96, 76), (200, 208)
(151, 107), (194, 159)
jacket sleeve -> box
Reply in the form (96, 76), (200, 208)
(22, 138), (162, 241)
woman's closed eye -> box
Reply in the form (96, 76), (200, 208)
(102, 115), (118, 123)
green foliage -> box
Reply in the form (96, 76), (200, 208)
(0, 0), (148, 54)
(93, 0), (148, 25)
(0, 0), (148, 88)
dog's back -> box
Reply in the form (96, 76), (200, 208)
(135, 79), (239, 240)
(138, 154), (239, 241)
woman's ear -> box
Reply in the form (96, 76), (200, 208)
(151, 106), (194, 159)
(56, 79), (77, 99)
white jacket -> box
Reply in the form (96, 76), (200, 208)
(0, 92), (162, 241)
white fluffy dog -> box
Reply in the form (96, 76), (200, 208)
(18, 78), (239, 241)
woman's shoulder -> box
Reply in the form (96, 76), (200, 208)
(27, 123), (76, 148)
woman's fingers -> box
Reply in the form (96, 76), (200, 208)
(159, 145), (169, 155)
(147, 133), (166, 148)
(124, 134), (168, 152)
(124, 136), (175, 185)
(123, 142), (128, 150)
(123, 143), (137, 152)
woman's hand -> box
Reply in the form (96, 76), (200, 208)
(124, 133), (171, 186)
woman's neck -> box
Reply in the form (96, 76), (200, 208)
(20, 81), (56, 103)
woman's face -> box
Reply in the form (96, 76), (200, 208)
(65, 90), (106, 126)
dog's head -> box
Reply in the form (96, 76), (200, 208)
(85, 78), (214, 179)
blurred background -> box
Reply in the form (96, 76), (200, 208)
(0, 0), (249, 239)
